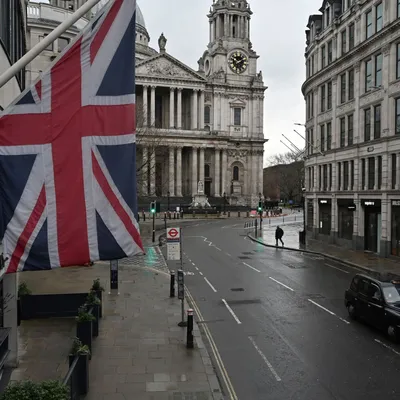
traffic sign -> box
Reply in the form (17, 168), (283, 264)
(167, 227), (181, 241)
(167, 243), (181, 260)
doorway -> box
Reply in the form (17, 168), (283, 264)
(365, 210), (380, 253)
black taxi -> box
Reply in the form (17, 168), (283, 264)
(344, 274), (400, 342)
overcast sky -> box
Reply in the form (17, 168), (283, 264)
(32, 0), (322, 165)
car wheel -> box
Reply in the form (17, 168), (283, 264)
(387, 325), (399, 343)
(347, 303), (357, 320)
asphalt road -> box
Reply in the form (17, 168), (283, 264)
(164, 218), (400, 400)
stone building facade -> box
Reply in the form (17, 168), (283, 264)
(26, 0), (267, 207)
(302, 0), (400, 257)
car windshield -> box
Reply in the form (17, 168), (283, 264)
(382, 285), (400, 304)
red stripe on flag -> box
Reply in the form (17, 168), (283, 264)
(92, 151), (144, 253)
(90, 0), (124, 63)
(6, 186), (47, 274)
(35, 81), (42, 100)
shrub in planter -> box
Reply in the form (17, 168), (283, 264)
(17, 282), (31, 297)
(69, 338), (90, 395)
(91, 278), (104, 318)
(85, 291), (100, 337)
(76, 306), (95, 358)
(0, 380), (68, 400)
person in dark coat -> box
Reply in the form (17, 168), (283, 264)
(275, 226), (284, 246)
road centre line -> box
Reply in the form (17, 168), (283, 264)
(204, 277), (218, 293)
(248, 336), (282, 382)
(242, 262), (261, 273)
(222, 299), (242, 324)
(199, 271), (203, 276)
(308, 299), (350, 325)
(269, 277), (294, 291)
(325, 263), (349, 274)
(374, 339), (400, 357)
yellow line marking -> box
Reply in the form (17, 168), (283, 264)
(185, 288), (239, 400)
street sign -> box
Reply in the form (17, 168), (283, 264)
(167, 227), (181, 261)
(167, 227), (180, 241)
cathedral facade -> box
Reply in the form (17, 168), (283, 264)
(26, 0), (267, 206)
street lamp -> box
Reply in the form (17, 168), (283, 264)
(167, 191), (170, 212)
(223, 192), (226, 215)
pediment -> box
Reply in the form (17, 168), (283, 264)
(229, 98), (246, 107)
(136, 54), (205, 82)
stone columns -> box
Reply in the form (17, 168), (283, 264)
(224, 14), (228, 36)
(169, 87), (175, 129)
(213, 92), (220, 129)
(176, 147), (183, 197)
(199, 90), (205, 130)
(177, 88), (182, 129)
(396, 154), (400, 189)
(252, 150), (258, 194)
(199, 147), (205, 183)
(364, 159), (369, 190)
(150, 86), (156, 126)
(258, 151), (264, 195)
(142, 146), (148, 195)
(150, 147), (156, 195)
(221, 149), (228, 195)
(142, 85), (148, 126)
(340, 162), (344, 190)
(169, 147), (175, 196)
(374, 157), (379, 190)
(192, 89), (198, 130)
(214, 149), (220, 196)
(192, 147), (198, 194)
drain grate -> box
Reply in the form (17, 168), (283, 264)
(231, 288), (244, 292)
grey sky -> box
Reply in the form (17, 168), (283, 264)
(31, 0), (322, 164)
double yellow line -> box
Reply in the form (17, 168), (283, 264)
(185, 288), (239, 400)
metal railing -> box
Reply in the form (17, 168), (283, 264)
(62, 355), (80, 400)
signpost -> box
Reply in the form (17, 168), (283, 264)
(177, 269), (186, 327)
(109, 259), (119, 294)
(167, 227), (181, 261)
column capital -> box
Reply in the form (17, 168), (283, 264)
(170, 87), (176, 92)
(193, 88), (201, 93)
(150, 85), (156, 90)
(177, 87), (183, 92)
(143, 84), (149, 89)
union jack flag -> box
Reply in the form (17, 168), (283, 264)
(0, 0), (143, 273)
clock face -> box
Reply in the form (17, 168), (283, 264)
(229, 51), (248, 74)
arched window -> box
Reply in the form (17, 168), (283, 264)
(233, 166), (239, 181)
(204, 106), (211, 124)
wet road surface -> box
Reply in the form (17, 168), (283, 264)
(164, 219), (400, 400)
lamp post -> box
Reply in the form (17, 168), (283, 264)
(167, 191), (170, 212)
(223, 192), (226, 215)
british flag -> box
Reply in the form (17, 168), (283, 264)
(0, 0), (144, 273)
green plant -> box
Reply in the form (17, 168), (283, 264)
(18, 282), (31, 297)
(76, 305), (95, 322)
(0, 380), (68, 400)
(91, 278), (104, 292)
(70, 337), (90, 356)
(86, 290), (100, 305)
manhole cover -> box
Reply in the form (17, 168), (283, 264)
(223, 299), (261, 305)
(231, 288), (244, 292)
(238, 256), (251, 260)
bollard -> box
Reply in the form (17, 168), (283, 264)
(238, 211), (241, 218)
(228, 211), (230, 218)
(174, 212), (176, 220)
(193, 211), (195, 218)
(186, 309), (194, 349)
(170, 271), (175, 298)
(205, 211), (208, 218)
(247, 211), (249, 218)
(283, 216), (285, 223)
(169, 212), (172, 220)
(143, 212), (146, 222)
(177, 212), (180, 220)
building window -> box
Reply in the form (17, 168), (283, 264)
(366, 10), (373, 39)
(374, 104), (381, 139)
(319, 204), (331, 236)
(338, 162), (342, 190)
(344, 161), (349, 190)
(365, 59), (372, 92)
(349, 23), (355, 50)
(364, 108), (371, 141)
(350, 160), (354, 189)
(375, 53), (383, 87)
(205, 164), (211, 178)
(323, 165), (328, 191)
(341, 30), (347, 55)
(329, 164), (332, 190)
(397, 44), (400, 79)
(233, 166), (239, 181)
(320, 125), (325, 152)
(396, 98), (400, 134)
(327, 40), (333, 64)
(307, 200), (314, 231)
(392, 154), (397, 189)
(376, 2), (383, 32)
(348, 69), (354, 100)
(204, 106), (211, 124)
(327, 82), (332, 110)
(321, 85), (326, 112)
(340, 117), (346, 147)
(338, 207), (353, 240)
(361, 159), (366, 189)
(310, 128), (314, 154)
(233, 108), (241, 126)
(318, 165), (322, 190)
(321, 46), (326, 68)
(327, 122), (332, 150)
(368, 157), (375, 190)
(398, 0), (400, 18)
(58, 37), (70, 52)
(41, 34), (53, 51)
(340, 73), (346, 103)
(348, 114), (354, 146)
(378, 156), (382, 189)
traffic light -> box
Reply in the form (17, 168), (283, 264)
(150, 202), (156, 214)
(257, 200), (263, 213)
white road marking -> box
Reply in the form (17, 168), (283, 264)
(325, 263), (349, 274)
(374, 339), (400, 356)
(215, 247), (222, 251)
(222, 299), (242, 324)
(191, 262), (195, 266)
(204, 277), (217, 292)
(226, 253), (232, 257)
(248, 336), (282, 382)
(199, 271), (203, 276)
(269, 277), (294, 291)
(195, 267), (199, 271)
(308, 299), (350, 325)
(242, 262), (261, 273)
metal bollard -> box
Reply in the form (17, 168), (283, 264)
(205, 211), (208, 218)
(186, 309), (194, 349)
(170, 271), (175, 298)
(174, 212), (176, 220)
(169, 212), (172, 220)
(228, 211), (230, 217)
(193, 211), (195, 218)
(143, 212), (146, 222)
(238, 211), (241, 218)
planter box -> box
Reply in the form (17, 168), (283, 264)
(68, 353), (89, 395)
(95, 290), (103, 318)
(76, 320), (92, 360)
(91, 304), (100, 337)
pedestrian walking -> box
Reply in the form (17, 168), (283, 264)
(275, 226), (284, 246)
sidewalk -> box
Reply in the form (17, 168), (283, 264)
(251, 223), (400, 278)
(12, 243), (224, 400)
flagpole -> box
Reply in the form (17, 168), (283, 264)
(0, 0), (103, 90)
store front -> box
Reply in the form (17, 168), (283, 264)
(306, 199), (314, 232)
(391, 200), (400, 257)
(318, 199), (331, 236)
(362, 199), (381, 253)
(337, 199), (355, 241)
